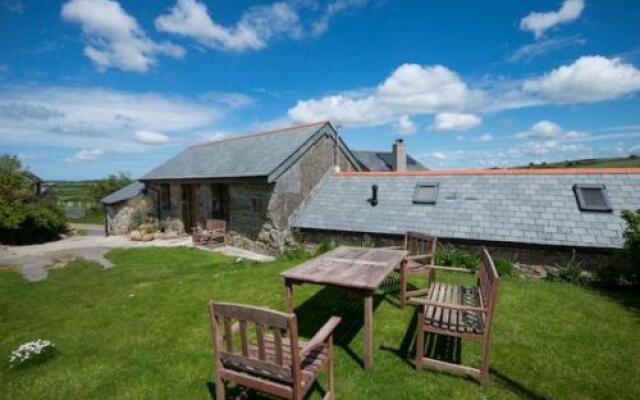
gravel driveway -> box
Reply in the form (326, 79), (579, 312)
(0, 231), (274, 281)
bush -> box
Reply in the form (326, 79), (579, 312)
(547, 252), (590, 285)
(435, 244), (480, 271)
(0, 155), (68, 244)
(281, 244), (311, 261)
(588, 210), (640, 287)
(314, 240), (337, 256)
(0, 202), (68, 244)
(493, 255), (515, 277)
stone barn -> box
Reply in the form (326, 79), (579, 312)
(135, 121), (361, 254)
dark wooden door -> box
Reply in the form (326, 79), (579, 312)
(210, 184), (230, 221)
(181, 184), (198, 231)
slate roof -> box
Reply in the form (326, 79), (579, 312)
(101, 181), (145, 205)
(141, 121), (359, 182)
(352, 151), (427, 171)
(291, 169), (640, 249)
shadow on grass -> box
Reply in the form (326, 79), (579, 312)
(490, 369), (550, 400)
(295, 286), (384, 368)
(594, 286), (640, 314)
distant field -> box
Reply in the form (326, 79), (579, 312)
(44, 181), (100, 220)
(519, 156), (640, 169)
(44, 180), (99, 202)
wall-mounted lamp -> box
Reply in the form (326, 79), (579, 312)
(367, 184), (378, 207)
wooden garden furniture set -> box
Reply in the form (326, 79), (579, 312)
(192, 219), (226, 247)
(209, 232), (501, 398)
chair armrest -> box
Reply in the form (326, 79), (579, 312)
(406, 253), (433, 261)
(409, 298), (486, 313)
(379, 245), (403, 250)
(430, 265), (472, 274)
(300, 316), (341, 358)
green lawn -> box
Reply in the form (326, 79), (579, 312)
(1, 248), (639, 399)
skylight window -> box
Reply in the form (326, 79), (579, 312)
(573, 184), (612, 212)
(413, 183), (438, 204)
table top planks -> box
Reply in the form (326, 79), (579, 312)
(281, 246), (409, 290)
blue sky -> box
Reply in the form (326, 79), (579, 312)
(1, 0), (640, 180)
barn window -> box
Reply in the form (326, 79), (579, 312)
(160, 184), (171, 210)
(573, 184), (612, 212)
(413, 183), (439, 204)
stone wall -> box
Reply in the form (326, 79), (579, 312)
(256, 132), (356, 253)
(295, 228), (620, 270)
(105, 195), (151, 235)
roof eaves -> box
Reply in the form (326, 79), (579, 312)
(334, 168), (640, 177)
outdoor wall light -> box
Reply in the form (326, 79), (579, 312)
(367, 184), (378, 207)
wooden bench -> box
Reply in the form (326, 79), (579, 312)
(209, 301), (341, 399)
(193, 219), (226, 247)
(410, 247), (501, 384)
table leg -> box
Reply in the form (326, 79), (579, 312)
(399, 259), (407, 309)
(284, 280), (294, 314)
(363, 291), (373, 372)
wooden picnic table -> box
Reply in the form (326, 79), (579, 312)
(280, 246), (408, 372)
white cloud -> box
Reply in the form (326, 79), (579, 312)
(67, 149), (103, 162)
(0, 85), (223, 154)
(516, 120), (589, 141)
(520, 0), (584, 38)
(563, 130), (588, 139)
(311, 0), (368, 36)
(523, 56), (640, 103)
(134, 130), (170, 145)
(287, 56), (640, 132)
(155, 0), (301, 52)
(2, 0), (23, 14)
(288, 63), (482, 127)
(471, 133), (493, 142)
(61, 0), (184, 72)
(631, 144), (640, 154)
(394, 115), (417, 135)
(517, 120), (562, 139)
(432, 151), (447, 160)
(430, 113), (482, 132)
(508, 35), (585, 62)
(200, 91), (255, 108)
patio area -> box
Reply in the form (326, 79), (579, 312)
(2, 246), (638, 399)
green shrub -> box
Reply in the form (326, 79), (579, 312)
(435, 244), (480, 271)
(492, 255), (515, 277)
(315, 240), (337, 256)
(281, 244), (311, 261)
(0, 154), (67, 244)
(0, 202), (68, 244)
(547, 252), (589, 285)
(602, 209), (640, 286)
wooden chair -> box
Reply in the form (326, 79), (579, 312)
(397, 231), (438, 309)
(209, 301), (341, 400)
(193, 219), (226, 247)
(410, 247), (501, 384)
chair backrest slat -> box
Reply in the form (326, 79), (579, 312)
(405, 231), (437, 258)
(256, 323), (267, 360)
(239, 320), (249, 356)
(273, 328), (284, 365)
(223, 317), (234, 353)
(206, 219), (226, 232)
(210, 302), (299, 385)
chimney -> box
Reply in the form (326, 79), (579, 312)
(392, 138), (407, 171)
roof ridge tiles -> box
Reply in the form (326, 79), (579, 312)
(191, 120), (329, 147)
(334, 168), (640, 176)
